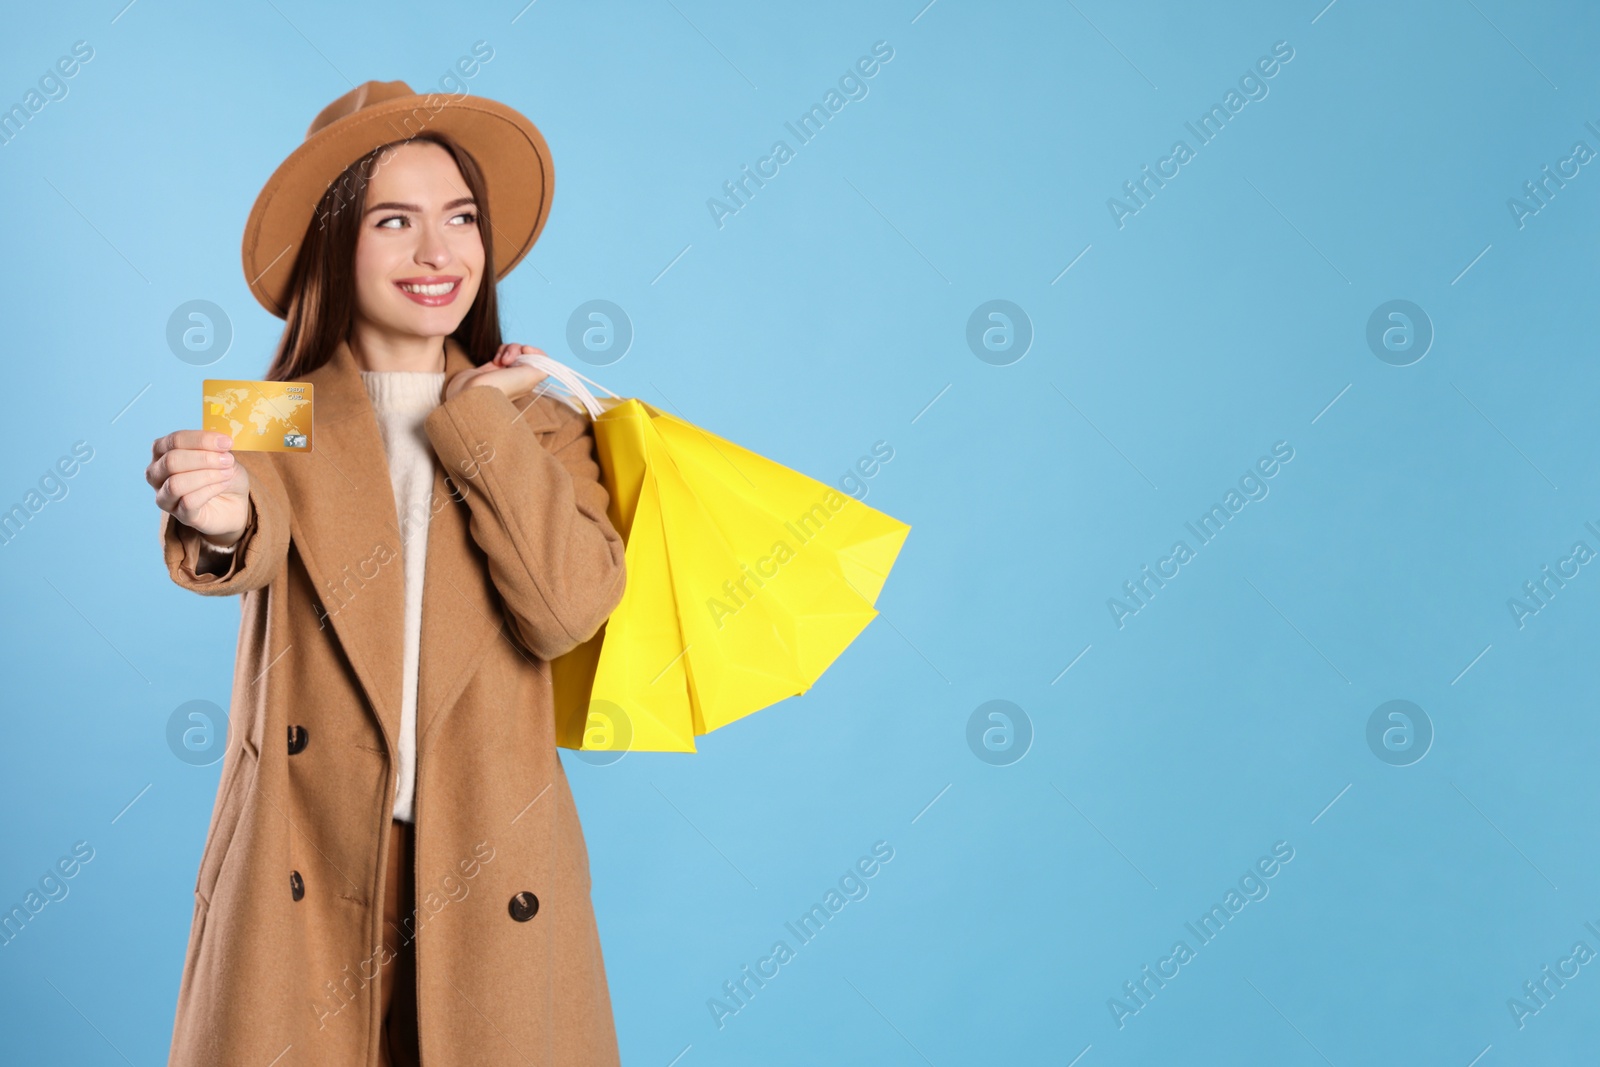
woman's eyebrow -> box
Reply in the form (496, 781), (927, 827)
(365, 197), (477, 214)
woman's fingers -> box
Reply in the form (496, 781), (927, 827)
(147, 428), (251, 542)
(170, 471), (234, 521)
(149, 434), (233, 494)
(155, 464), (236, 519)
(491, 365), (548, 399)
(445, 362), (494, 401)
(446, 347), (551, 401)
(150, 429), (229, 465)
(179, 446), (235, 474)
(485, 344), (547, 375)
(150, 445), (233, 485)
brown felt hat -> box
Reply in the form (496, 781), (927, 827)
(241, 79), (555, 318)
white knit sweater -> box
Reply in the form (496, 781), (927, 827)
(205, 372), (445, 823)
(357, 369), (446, 823)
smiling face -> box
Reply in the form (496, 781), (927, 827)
(352, 140), (485, 345)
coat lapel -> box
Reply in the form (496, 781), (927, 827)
(281, 338), (409, 756)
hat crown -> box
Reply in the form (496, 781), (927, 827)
(305, 79), (416, 140)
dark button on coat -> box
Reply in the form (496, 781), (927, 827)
(158, 337), (627, 1065)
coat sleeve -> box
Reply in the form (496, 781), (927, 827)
(423, 383), (627, 662)
(158, 450), (291, 596)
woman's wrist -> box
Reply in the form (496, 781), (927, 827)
(198, 525), (244, 551)
(196, 499), (253, 552)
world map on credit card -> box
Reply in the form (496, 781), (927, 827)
(201, 379), (314, 452)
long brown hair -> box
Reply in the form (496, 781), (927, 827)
(264, 131), (503, 382)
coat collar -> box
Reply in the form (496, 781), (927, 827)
(282, 336), (563, 769)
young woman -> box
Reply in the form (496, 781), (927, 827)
(147, 81), (627, 1066)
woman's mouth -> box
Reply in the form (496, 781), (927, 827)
(394, 277), (463, 307)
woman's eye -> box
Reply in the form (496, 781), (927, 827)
(373, 211), (474, 229)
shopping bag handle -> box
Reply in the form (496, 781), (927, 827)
(510, 351), (620, 419)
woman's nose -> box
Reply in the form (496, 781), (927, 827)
(415, 227), (452, 268)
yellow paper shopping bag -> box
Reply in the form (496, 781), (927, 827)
(513, 354), (911, 753)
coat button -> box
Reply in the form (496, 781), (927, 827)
(287, 725), (309, 755)
(508, 891), (539, 922)
(290, 870), (305, 901)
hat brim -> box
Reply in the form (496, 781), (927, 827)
(242, 92), (553, 318)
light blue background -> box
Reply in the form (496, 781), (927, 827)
(2, 0), (1597, 1063)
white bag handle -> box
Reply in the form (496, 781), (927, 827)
(510, 351), (620, 419)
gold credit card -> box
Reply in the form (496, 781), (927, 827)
(202, 380), (314, 452)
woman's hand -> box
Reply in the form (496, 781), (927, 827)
(443, 343), (550, 403)
(148, 430), (251, 546)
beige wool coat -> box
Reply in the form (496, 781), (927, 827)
(158, 336), (627, 1066)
